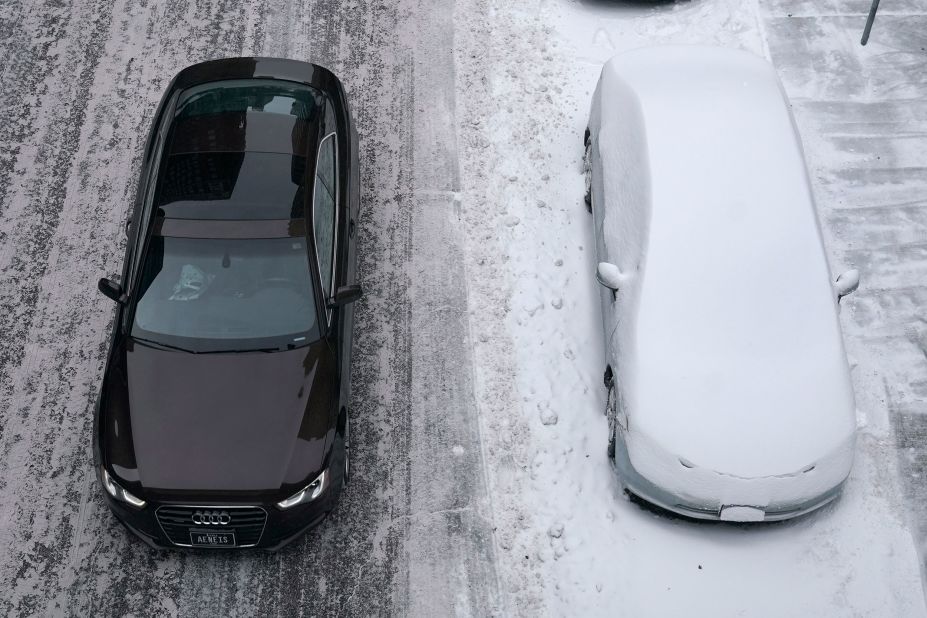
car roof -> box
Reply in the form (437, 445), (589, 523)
(596, 47), (856, 477)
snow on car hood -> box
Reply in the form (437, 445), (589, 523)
(630, 322), (857, 479)
(625, 425), (856, 510)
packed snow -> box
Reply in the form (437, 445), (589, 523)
(590, 46), (857, 502)
(454, 0), (927, 615)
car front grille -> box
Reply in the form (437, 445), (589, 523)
(156, 505), (267, 547)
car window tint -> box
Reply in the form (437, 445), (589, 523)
(156, 152), (307, 220)
(176, 80), (318, 121)
(313, 134), (337, 301)
(132, 236), (320, 351)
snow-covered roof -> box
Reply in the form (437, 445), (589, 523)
(598, 47), (857, 478)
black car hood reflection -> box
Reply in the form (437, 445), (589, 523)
(121, 339), (334, 493)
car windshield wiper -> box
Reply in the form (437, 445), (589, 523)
(132, 337), (198, 354)
(196, 346), (286, 354)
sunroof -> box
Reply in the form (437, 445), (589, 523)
(168, 112), (311, 156)
(156, 151), (307, 220)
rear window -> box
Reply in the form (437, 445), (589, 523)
(175, 79), (320, 120)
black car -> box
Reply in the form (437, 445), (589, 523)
(94, 57), (361, 550)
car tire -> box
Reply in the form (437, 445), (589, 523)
(343, 414), (350, 485)
(329, 424), (348, 503)
(583, 139), (593, 212)
(606, 383), (617, 459)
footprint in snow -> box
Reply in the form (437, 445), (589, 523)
(537, 402), (558, 426)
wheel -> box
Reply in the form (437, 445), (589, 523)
(342, 414), (350, 485)
(583, 133), (592, 212)
(328, 418), (349, 503)
(606, 382), (617, 459)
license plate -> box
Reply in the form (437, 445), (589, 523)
(189, 529), (236, 547)
(719, 506), (765, 522)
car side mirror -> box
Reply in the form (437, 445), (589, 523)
(596, 262), (624, 292)
(834, 269), (860, 303)
(98, 277), (126, 304)
(329, 285), (363, 308)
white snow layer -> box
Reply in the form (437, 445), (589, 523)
(454, 0), (927, 616)
(592, 46), (857, 504)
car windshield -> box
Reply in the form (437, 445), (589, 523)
(131, 236), (319, 352)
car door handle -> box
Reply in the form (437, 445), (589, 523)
(348, 218), (356, 238)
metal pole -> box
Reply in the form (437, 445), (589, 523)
(861, 0), (881, 45)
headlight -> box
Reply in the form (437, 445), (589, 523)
(277, 469), (329, 509)
(102, 468), (146, 508)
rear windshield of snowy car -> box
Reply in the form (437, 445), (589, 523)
(131, 236), (320, 353)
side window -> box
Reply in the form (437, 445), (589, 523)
(313, 133), (338, 307)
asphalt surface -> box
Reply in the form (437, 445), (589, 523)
(1, 0), (925, 616)
(0, 0), (499, 615)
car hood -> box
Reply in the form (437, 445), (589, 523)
(626, 340), (857, 479)
(101, 338), (336, 494)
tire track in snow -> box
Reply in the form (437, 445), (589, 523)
(0, 1), (61, 240)
(0, 0), (111, 416)
(0, 0), (256, 614)
(0, 0), (126, 612)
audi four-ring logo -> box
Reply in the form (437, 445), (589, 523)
(191, 510), (231, 525)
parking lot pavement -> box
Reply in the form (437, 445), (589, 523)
(759, 0), (927, 565)
(1, 0), (924, 615)
(0, 0), (498, 615)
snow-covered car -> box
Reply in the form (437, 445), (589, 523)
(584, 46), (861, 522)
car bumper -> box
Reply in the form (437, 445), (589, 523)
(613, 430), (853, 522)
(102, 489), (337, 551)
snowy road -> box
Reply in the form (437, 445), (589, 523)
(459, 0), (927, 616)
(0, 0), (498, 615)
(0, 0), (925, 616)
